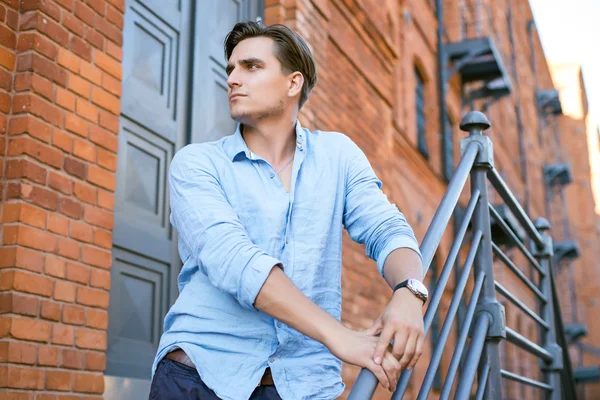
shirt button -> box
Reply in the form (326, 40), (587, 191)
(276, 321), (282, 328)
(269, 356), (275, 363)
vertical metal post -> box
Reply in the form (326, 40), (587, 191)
(533, 218), (563, 400)
(459, 111), (505, 400)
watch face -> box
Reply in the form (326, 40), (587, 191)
(408, 279), (428, 301)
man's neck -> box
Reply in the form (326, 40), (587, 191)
(241, 117), (298, 167)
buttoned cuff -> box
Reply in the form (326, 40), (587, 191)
(376, 237), (423, 278)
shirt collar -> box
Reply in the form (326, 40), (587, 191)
(224, 120), (305, 162)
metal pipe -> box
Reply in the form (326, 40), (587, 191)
(416, 233), (483, 400)
(420, 142), (479, 275)
(500, 369), (553, 390)
(494, 281), (549, 330)
(476, 364), (491, 400)
(487, 168), (544, 247)
(440, 272), (485, 399)
(488, 204), (545, 275)
(492, 242), (546, 302)
(455, 314), (491, 400)
(505, 327), (553, 363)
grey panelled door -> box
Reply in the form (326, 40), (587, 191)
(106, 0), (262, 392)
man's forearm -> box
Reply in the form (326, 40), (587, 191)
(254, 266), (343, 346)
(382, 248), (424, 288)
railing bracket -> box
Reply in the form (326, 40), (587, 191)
(473, 300), (506, 339)
(540, 343), (564, 372)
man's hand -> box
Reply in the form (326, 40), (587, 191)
(365, 288), (425, 391)
(325, 326), (399, 391)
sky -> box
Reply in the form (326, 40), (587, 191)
(529, 0), (600, 128)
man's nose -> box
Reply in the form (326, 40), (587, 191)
(227, 69), (242, 89)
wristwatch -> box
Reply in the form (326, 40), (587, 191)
(393, 279), (429, 304)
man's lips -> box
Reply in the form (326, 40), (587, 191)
(229, 94), (246, 101)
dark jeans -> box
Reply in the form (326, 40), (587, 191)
(149, 359), (282, 400)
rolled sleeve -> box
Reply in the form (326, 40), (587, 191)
(170, 145), (280, 310)
(342, 137), (423, 277)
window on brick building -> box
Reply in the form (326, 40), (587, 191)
(415, 68), (429, 159)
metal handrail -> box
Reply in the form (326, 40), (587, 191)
(348, 111), (576, 399)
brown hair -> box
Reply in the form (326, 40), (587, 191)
(224, 21), (317, 109)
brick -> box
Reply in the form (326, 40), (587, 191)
(5, 158), (47, 185)
(73, 181), (97, 204)
(65, 113), (89, 137)
(21, 52), (67, 87)
(94, 13), (122, 46)
(74, 1), (95, 25)
(86, 309), (107, 330)
(98, 110), (119, 134)
(0, 68), (12, 91)
(11, 270), (54, 297)
(62, 304), (85, 325)
(46, 369), (72, 391)
(106, 0), (124, 13)
(7, 136), (63, 168)
(52, 129), (73, 153)
(1, 202), (46, 229)
(40, 300), (61, 321)
(0, 47), (16, 69)
(22, 73), (54, 101)
(73, 371), (104, 394)
(80, 60), (102, 85)
(56, 0), (74, 11)
(63, 12), (85, 37)
(100, 71), (121, 97)
(86, 28), (104, 50)
(88, 164), (115, 190)
(68, 73), (91, 98)
(53, 280), (77, 303)
(95, 51), (122, 79)
(5, 365), (45, 389)
(45, 254), (66, 278)
(5, 341), (36, 364)
(64, 156), (87, 179)
(70, 35), (92, 62)
(87, 0), (106, 15)
(76, 286), (108, 308)
(91, 86), (119, 114)
(38, 345), (59, 366)
(59, 197), (83, 219)
(49, 171), (73, 195)
(13, 93), (63, 127)
(51, 324), (74, 346)
(61, 348), (83, 369)
(20, 11), (68, 46)
(83, 205), (113, 230)
(76, 97), (99, 122)
(20, 0), (62, 21)
(75, 328), (106, 350)
(57, 237), (80, 260)
(106, 4), (124, 29)
(22, 184), (60, 210)
(106, 40), (123, 62)
(67, 262), (89, 284)
(11, 247), (44, 273)
(56, 86), (76, 111)
(47, 212), (69, 235)
(14, 225), (58, 253)
(0, 293), (39, 316)
(84, 351), (106, 371)
(57, 47), (80, 74)
(8, 115), (52, 143)
(3, 225), (17, 245)
(0, 23), (17, 49)
(70, 221), (93, 244)
(97, 188), (113, 210)
(92, 228), (111, 249)
(10, 317), (51, 342)
(97, 148), (117, 171)
(89, 268), (110, 290)
(73, 138), (96, 162)
(16, 32), (58, 60)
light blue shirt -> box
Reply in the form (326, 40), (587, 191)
(152, 121), (422, 400)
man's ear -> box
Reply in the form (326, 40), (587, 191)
(288, 71), (304, 98)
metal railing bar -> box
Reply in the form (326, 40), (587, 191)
(416, 232), (484, 400)
(454, 314), (491, 400)
(439, 272), (486, 399)
(475, 364), (491, 400)
(420, 141), (480, 275)
(494, 281), (549, 330)
(488, 203), (545, 276)
(500, 369), (553, 390)
(487, 168), (544, 247)
(505, 327), (553, 363)
(492, 242), (547, 302)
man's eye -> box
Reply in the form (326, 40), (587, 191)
(249, 64), (259, 70)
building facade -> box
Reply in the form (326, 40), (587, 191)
(0, 0), (598, 399)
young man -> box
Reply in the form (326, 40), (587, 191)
(149, 21), (427, 400)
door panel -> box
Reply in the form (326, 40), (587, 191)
(106, 1), (261, 399)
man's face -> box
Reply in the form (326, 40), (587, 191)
(226, 37), (292, 123)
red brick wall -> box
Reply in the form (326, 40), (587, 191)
(0, 0), (123, 397)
